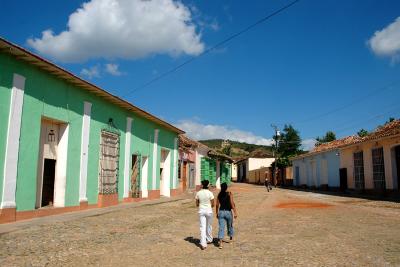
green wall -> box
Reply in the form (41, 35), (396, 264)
(0, 52), (179, 211)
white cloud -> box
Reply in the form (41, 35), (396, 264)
(301, 139), (316, 151)
(105, 63), (122, 76)
(80, 65), (100, 79)
(27, 0), (205, 63)
(175, 119), (273, 146)
(368, 17), (400, 63)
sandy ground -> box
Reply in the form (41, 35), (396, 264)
(1, 183), (400, 266)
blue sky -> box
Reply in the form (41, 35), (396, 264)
(1, 0), (400, 149)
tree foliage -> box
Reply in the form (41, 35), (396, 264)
(221, 140), (232, 156)
(315, 131), (336, 146)
(274, 124), (302, 168)
(357, 129), (369, 137)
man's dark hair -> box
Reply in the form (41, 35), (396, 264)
(201, 180), (209, 189)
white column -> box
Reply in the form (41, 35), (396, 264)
(141, 157), (149, 198)
(79, 101), (92, 202)
(54, 124), (69, 207)
(1, 74), (25, 209)
(161, 151), (171, 197)
(216, 160), (221, 189)
(195, 150), (202, 187)
(383, 145), (394, 190)
(152, 129), (159, 190)
(172, 138), (178, 189)
(123, 117), (133, 198)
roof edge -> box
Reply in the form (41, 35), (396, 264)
(0, 37), (184, 134)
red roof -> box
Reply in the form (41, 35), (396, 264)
(292, 119), (400, 160)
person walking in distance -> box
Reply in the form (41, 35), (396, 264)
(215, 182), (238, 249)
(195, 180), (215, 250)
(264, 171), (272, 191)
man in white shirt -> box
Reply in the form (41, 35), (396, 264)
(195, 180), (215, 250)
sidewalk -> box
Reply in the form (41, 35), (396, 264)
(0, 193), (193, 234)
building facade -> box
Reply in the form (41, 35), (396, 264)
(291, 121), (400, 194)
(236, 157), (275, 183)
(292, 149), (341, 189)
(0, 38), (183, 223)
(340, 121), (400, 193)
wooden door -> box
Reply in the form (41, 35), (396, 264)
(41, 159), (56, 207)
(339, 168), (347, 190)
(182, 162), (187, 191)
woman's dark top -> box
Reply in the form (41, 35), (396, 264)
(218, 192), (232, 211)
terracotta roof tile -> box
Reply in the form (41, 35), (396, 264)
(179, 135), (209, 150)
(312, 135), (362, 153)
(291, 119), (400, 160)
(360, 119), (400, 142)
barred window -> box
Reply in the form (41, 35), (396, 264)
(99, 131), (119, 194)
(372, 147), (385, 190)
(353, 151), (365, 190)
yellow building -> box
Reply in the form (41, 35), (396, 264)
(236, 157), (275, 184)
(340, 120), (400, 193)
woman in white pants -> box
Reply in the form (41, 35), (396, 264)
(195, 180), (215, 250)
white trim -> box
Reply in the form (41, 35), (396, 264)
(53, 124), (69, 207)
(216, 160), (221, 189)
(1, 74), (25, 209)
(160, 149), (171, 197)
(79, 101), (92, 202)
(172, 138), (178, 189)
(141, 156), (149, 198)
(152, 129), (159, 190)
(123, 117), (133, 198)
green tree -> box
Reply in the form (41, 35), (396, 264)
(274, 124), (302, 168)
(357, 129), (369, 137)
(315, 131), (336, 146)
(376, 117), (396, 130)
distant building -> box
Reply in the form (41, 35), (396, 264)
(179, 135), (233, 191)
(291, 120), (400, 194)
(291, 138), (355, 189)
(235, 157), (275, 184)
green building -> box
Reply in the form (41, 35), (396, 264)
(0, 38), (183, 223)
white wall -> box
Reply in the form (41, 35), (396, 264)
(141, 157), (149, 198)
(1, 74), (25, 209)
(248, 158), (275, 171)
(79, 101), (92, 202)
(123, 117), (133, 198)
(53, 124), (69, 207)
(160, 149), (171, 197)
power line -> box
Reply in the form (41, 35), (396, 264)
(123, 0), (301, 97)
(276, 106), (400, 143)
(289, 80), (400, 125)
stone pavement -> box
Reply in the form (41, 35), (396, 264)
(1, 183), (400, 266)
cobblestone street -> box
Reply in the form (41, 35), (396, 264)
(1, 183), (400, 266)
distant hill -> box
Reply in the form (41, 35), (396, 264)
(198, 139), (273, 159)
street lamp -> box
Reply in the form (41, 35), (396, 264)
(271, 125), (280, 187)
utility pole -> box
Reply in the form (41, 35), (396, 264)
(271, 124), (280, 187)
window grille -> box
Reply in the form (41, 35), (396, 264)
(99, 131), (119, 194)
(372, 147), (385, 190)
(353, 151), (365, 190)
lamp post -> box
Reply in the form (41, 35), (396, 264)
(271, 124), (280, 187)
